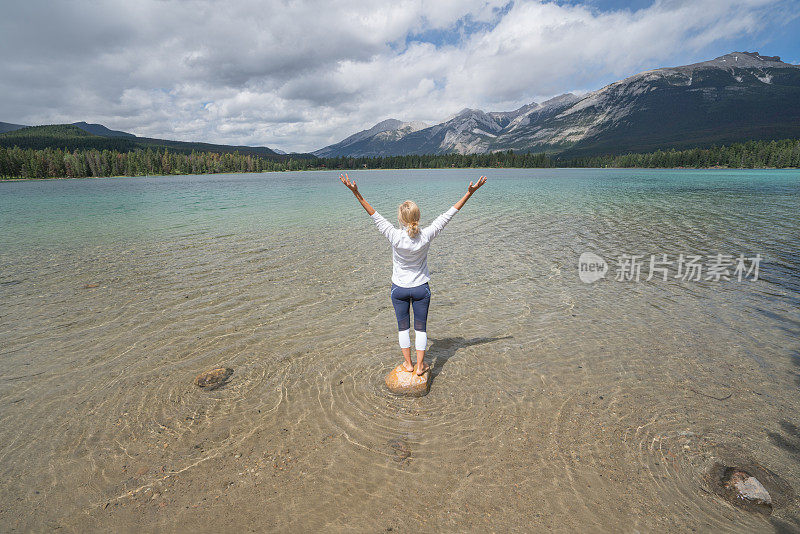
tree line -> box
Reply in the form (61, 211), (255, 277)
(0, 146), (306, 179)
(2, 139), (799, 179)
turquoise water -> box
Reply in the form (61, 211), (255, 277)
(1, 168), (800, 531)
(3, 168), (798, 248)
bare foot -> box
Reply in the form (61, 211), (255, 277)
(401, 361), (414, 373)
(414, 361), (429, 376)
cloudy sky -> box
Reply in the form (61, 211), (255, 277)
(2, 0), (799, 152)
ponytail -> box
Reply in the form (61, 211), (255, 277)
(398, 200), (421, 239)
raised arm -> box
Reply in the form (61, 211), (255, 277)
(421, 175), (488, 241)
(454, 175), (487, 210)
(340, 172), (401, 245)
(340, 173), (375, 215)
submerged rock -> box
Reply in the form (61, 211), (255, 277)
(385, 364), (430, 396)
(725, 470), (772, 506)
(387, 438), (412, 463)
(194, 367), (233, 389)
(706, 462), (777, 515)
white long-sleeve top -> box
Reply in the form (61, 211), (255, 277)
(371, 206), (459, 287)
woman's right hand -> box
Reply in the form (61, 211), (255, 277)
(468, 176), (487, 194)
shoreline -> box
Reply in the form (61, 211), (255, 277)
(2, 165), (798, 182)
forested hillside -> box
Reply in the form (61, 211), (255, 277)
(2, 139), (798, 179)
(0, 124), (284, 157)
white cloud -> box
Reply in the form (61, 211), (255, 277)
(0, 0), (793, 152)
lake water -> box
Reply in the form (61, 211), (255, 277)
(1, 169), (799, 532)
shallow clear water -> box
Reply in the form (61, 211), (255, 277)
(1, 169), (799, 532)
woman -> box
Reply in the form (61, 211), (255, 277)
(340, 173), (487, 375)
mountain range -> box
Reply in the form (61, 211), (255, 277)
(314, 52), (800, 157)
(4, 52), (799, 160)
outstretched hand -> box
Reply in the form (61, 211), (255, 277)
(468, 175), (487, 194)
(339, 173), (359, 195)
(454, 175), (487, 210)
(340, 172), (376, 215)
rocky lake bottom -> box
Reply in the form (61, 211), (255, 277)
(1, 168), (799, 532)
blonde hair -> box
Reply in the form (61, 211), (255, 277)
(398, 200), (421, 238)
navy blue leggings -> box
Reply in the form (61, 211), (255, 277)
(390, 282), (431, 332)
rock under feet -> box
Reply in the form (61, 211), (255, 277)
(385, 364), (430, 396)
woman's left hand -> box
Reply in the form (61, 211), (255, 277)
(340, 173), (359, 194)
